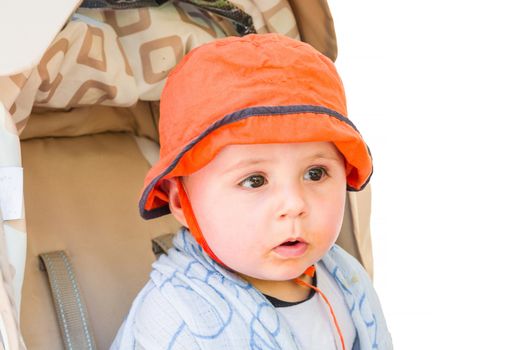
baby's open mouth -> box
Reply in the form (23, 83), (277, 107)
(280, 240), (300, 246)
(273, 239), (308, 258)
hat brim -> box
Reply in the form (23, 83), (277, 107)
(139, 105), (372, 220)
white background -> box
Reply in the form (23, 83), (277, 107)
(329, 1), (528, 349)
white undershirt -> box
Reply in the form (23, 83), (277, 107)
(273, 262), (356, 350)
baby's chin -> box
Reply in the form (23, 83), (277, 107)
(238, 263), (315, 283)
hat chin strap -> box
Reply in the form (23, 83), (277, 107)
(175, 177), (226, 266)
(295, 266), (345, 350)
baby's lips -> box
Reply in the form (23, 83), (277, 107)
(273, 240), (308, 258)
(278, 237), (307, 246)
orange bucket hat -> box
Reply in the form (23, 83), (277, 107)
(140, 33), (373, 223)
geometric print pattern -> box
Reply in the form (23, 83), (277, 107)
(0, 0), (298, 135)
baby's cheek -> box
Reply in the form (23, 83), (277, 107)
(217, 242), (240, 258)
(208, 235), (246, 263)
(316, 209), (344, 244)
(216, 244), (261, 276)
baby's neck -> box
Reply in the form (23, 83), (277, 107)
(240, 273), (313, 302)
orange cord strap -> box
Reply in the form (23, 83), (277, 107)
(295, 267), (346, 350)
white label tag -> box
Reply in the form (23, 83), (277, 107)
(0, 167), (23, 221)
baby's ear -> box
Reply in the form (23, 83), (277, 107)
(163, 177), (188, 226)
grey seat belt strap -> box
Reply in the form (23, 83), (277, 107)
(38, 251), (97, 350)
(151, 233), (175, 257)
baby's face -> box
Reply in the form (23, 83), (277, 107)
(181, 141), (347, 281)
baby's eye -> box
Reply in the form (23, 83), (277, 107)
(239, 174), (267, 188)
(304, 167), (328, 181)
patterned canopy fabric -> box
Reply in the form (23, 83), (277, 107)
(0, 0), (299, 134)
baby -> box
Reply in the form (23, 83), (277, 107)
(112, 33), (392, 350)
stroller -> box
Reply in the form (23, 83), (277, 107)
(0, 1), (374, 348)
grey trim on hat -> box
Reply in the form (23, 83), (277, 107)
(140, 104), (372, 220)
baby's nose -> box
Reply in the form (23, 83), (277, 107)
(278, 185), (307, 219)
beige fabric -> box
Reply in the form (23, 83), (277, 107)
(21, 132), (181, 350)
(133, 135), (161, 167)
(289, 0), (337, 61)
(336, 191), (361, 263)
(0, 0), (82, 76)
(236, 0), (300, 38)
(349, 184), (374, 278)
(20, 102), (159, 142)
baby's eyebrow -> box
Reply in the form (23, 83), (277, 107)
(223, 158), (269, 173)
(222, 152), (343, 174)
(306, 153), (343, 162)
